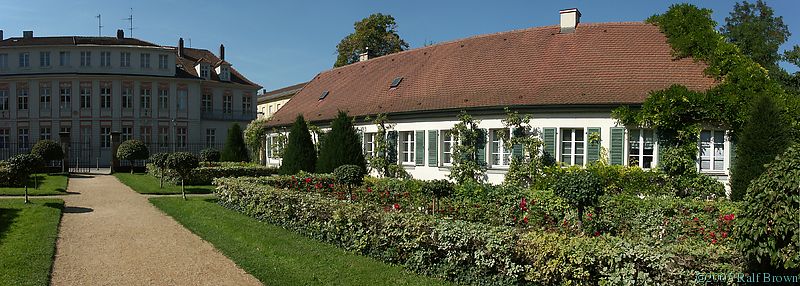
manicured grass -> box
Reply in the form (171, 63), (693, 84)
(114, 173), (215, 195)
(0, 174), (69, 196)
(150, 197), (449, 286)
(0, 199), (64, 286)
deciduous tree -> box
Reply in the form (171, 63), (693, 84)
(334, 13), (408, 67)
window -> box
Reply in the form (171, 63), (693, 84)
(0, 129), (8, 148)
(100, 87), (112, 108)
(39, 52), (50, 67)
(121, 127), (132, 142)
(81, 127), (91, 144)
(490, 129), (511, 167)
(18, 128), (29, 149)
(159, 126), (169, 147)
(19, 52), (30, 68)
(223, 95), (232, 113)
(699, 130), (725, 172)
(158, 54), (169, 69)
(140, 88), (151, 109)
(560, 128), (585, 166)
(40, 87), (51, 110)
(80, 51), (91, 67)
(60, 127), (71, 137)
(59, 51), (70, 66)
(100, 52), (111, 67)
(205, 128), (216, 148)
(140, 127), (151, 144)
(177, 89), (187, 111)
(268, 105), (273, 116)
(200, 65), (210, 79)
(628, 129), (656, 169)
(201, 93), (212, 111)
(364, 133), (375, 158)
(0, 54), (7, 69)
(219, 66), (230, 81)
(140, 53), (150, 68)
(80, 87), (91, 109)
(158, 88), (169, 109)
(120, 52), (131, 67)
(40, 127), (51, 140)
(101, 127), (111, 148)
(441, 130), (455, 165)
(176, 127), (187, 148)
(242, 96), (252, 113)
(122, 87), (133, 109)
(17, 88), (28, 110)
(59, 87), (71, 109)
(0, 89), (8, 110)
(399, 131), (415, 164)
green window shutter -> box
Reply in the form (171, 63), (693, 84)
(387, 131), (398, 164)
(511, 143), (523, 160)
(428, 130), (438, 167)
(415, 130), (425, 166)
(587, 127), (601, 163)
(476, 129), (487, 164)
(610, 127), (624, 165)
(729, 137), (736, 171)
(543, 128), (556, 160)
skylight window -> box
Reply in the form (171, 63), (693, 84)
(390, 77), (403, 88)
(319, 90), (329, 100)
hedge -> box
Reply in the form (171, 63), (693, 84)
(214, 177), (744, 285)
(147, 163), (278, 185)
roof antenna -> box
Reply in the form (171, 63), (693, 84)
(96, 14), (103, 36)
(188, 38), (192, 48)
(123, 8), (134, 37)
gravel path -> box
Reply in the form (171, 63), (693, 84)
(50, 175), (262, 286)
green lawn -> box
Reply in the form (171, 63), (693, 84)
(150, 197), (448, 286)
(114, 173), (215, 195)
(0, 174), (69, 196)
(0, 199), (64, 286)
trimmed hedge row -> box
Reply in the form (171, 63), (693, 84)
(148, 163), (278, 185)
(214, 177), (743, 285)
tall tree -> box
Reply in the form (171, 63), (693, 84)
(279, 115), (317, 175)
(721, 0), (790, 73)
(316, 111), (366, 173)
(730, 94), (792, 200)
(221, 123), (249, 162)
(334, 13), (409, 67)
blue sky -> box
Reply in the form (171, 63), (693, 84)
(1, 0), (798, 91)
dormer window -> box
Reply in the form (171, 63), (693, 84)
(216, 64), (231, 81)
(198, 64), (210, 79)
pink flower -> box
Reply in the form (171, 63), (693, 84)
(329, 184), (334, 188)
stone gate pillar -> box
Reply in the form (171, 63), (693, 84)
(59, 132), (71, 173)
(110, 131), (122, 173)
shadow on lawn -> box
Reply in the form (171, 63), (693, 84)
(0, 208), (20, 243)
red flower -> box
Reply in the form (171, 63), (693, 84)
(594, 231), (600, 237)
(711, 239), (717, 244)
(305, 178), (312, 183)
(722, 214), (735, 221)
(693, 217), (699, 221)
(367, 187), (372, 193)
(393, 203), (401, 210)
(721, 232), (728, 238)
(519, 198), (528, 211)
(523, 217), (529, 224)
(709, 231), (716, 238)
(315, 183), (321, 189)
(329, 184), (334, 188)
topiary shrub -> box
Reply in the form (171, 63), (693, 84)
(221, 123), (249, 162)
(279, 115), (317, 175)
(31, 140), (64, 163)
(333, 164), (364, 200)
(166, 152), (199, 200)
(149, 152), (170, 189)
(6, 153), (44, 186)
(736, 144), (800, 274)
(199, 148), (221, 162)
(117, 139), (150, 173)
(553, 168), (602, 227)
(316, 111), (367, 173)
(421, 179), (454, 213)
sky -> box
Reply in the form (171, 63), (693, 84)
(1, 0), (798, 91)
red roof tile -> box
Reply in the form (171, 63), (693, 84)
(267, 22), (716, 127)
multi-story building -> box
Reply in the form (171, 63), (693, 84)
(257, 82), (306, 119)
(0, 29), (260, 167)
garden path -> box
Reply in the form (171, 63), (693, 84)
(49, 174), (262, 286)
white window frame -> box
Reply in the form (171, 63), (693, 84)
(158, 54), (169, 69)
(158, 88), (169, 110)
(101, 127), (111, 148)
(490, 128), (511, 168)
(121, 127), (133, 142)
(200, 65), (210, 79)
(205, 128), (216, 148)
(202, 94), (212, 111)
(100, 51), (111, 67)
(59, 87), (71, 109)
(627, 129), (658, 169)
(140, 127), (152, 144)
(122, 87), (133, 109)
(80, 51), (91, 67)
(176, 127), (187, 148)
(120, 52), (131, 68)
(79, 87), (91, 109)
(100, 87), (112, 109)
(40, 87), (51, 110)
(399, 131), (415, 165)
(698, 130), (727, 173)
(223, 95), (232, 113)
(0, 90), (7, 111)
(440, 130), (456, 166)
(18, 128), (29, 149)
(17, 88), (28, 110)
(140, 88), (151, 109)
(559, 128), (586, 166)
(19, 52), (30, 68)
(40, 127), (51, 140)
(0, 129), (9, 148)
(140, 53), (150, 68)
(242, 96), (252, 113)
(39, 51), (50, 67)
(363, 133), (375, 158)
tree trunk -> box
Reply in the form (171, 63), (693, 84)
(181, 179), (186, 200)
(24, 186), (29, 204)
(159, 169), (164, 189)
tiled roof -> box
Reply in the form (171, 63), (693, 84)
(266, 22), (716, 127)
(0, 36), (158, 47)
(174, 47), (259, 87)
(258, 82), (308, 103)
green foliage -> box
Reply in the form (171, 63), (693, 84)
(449, 111), (486, 184)
(646, 4), (720, 62)
(116, 139), (150, 162)
(243, 117), (269, 159)
(30, 140), (63, 161)
(500, 108), (550, 188)
(5, 153), (44, 185)
(420, 179), (453, 199)
(199, 148), (221, 162)
(221, 123), (249, 162)
(268, 128), (287, 158)
(147, 162), (278, 185)
(553, 169), (602, 222)
(731, 94), (792, 200)
(735, 144), (800, 273)
(334, 13), (408, 67)
(333, 164), (365, 190)
(166, 152), (199, 199)
(721, 0), (791, 73)
(316, 111), (367, 173)
(149, 152), (169, 168)
(364, 114), (409, 179)
(279, 115), (317, 175)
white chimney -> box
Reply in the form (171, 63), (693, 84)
(358, 47), (370, 62)
(559, 8), (581, 33)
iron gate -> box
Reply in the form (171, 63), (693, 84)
(68, 141), (95, 173)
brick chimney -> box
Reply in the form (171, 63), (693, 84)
(219, 44), (225, 61)
(178, 38), (184, 58)
(0, 30), (4, 41)
(559, 8), (581, 33)
(23, 30), (33, 38)
(116, 29), (124, 39)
